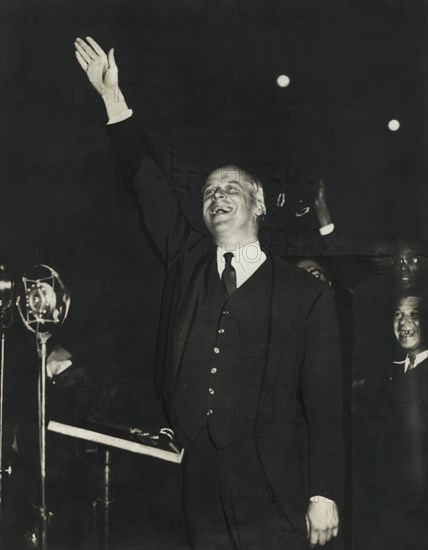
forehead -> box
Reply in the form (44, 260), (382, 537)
(396, 296), (421, 311)
(204, 167), (251, 188)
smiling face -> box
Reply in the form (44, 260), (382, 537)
(393, 296), (425, 354)
(202, 166), (265, 246)
(394, 243), (423, 289)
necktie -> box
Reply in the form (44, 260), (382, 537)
(221, 252), (237, 295)
(407, 354), (416, 371)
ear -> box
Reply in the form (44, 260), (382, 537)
(256, 200), (266, 217)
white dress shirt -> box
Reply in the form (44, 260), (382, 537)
(319, 223), (335, 236)
(216, 242), (266, 287)
(107, 108), (133, 125)
(393, 349), (428, 373)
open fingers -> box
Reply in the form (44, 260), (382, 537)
(75, 37), (97, 59)
(86, 36), (105, 56)
(75, 50), (88, 71)
(74, 41), (92, 64)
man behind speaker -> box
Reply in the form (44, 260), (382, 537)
(382, 293), (428, 550)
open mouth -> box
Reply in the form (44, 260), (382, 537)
(399, 329), (415, 338)
(209, 205), (233, 216)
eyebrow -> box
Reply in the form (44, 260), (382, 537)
(202, 179), (242, 192)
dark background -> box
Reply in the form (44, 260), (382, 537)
(0, 1), (427, 547)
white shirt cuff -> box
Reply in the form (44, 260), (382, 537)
(319, 223), (335, 236)
(310, 495), (335, 503)
(107, 108), (133, 125)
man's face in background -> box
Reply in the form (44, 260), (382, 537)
(394, 245), (424, 289)
(393, 296), (425, 355)
(295, 258), (331, 286)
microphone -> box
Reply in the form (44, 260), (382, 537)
(16, 264), (70, 336)
(0, 265), (14, 331)
(15, 265), (70, 549)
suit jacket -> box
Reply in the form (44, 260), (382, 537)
(380, 357), (428, 550)
(106, 116), (344, 529)
(384, 357), (428, 486)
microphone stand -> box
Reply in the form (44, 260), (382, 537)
(0, 327), (12, 542)
(15, 265), (70, 550)
(37, 330), (51, 550)
(0, 275), (14, 523)
(0, 329), (5, 508)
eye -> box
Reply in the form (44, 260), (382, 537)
(226, 185), (237, 192)
(204, 188), (214, 197)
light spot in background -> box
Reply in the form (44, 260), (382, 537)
(276, 74), (290, 88)
(388, 119), (400, 131)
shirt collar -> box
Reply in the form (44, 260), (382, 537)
(216, 241), (267, 289)
(216, 241), (263, 271)
(393, 349), (428, 372)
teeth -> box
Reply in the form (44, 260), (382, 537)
(210, 206), (232, 215)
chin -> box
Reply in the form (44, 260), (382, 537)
(211, 220), (233, 234)
(400, 340), (419, 351)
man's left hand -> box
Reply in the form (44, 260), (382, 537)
(305, 500), (339, 547)
(47, 346), (73, 378)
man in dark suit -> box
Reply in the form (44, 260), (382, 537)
(351, 246), (427, 550)
(74, 36), (344, 549)
(382, 293), (428, 550)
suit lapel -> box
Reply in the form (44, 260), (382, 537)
(172, 252), (214, 377)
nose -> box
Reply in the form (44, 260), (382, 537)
(400, 263), (411, 277)
(213, 187), (226, 199)
(399, 314), (413, 327)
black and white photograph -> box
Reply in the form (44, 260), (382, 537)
(0, 1), (427, 549)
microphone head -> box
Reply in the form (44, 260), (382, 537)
(16, 264), (70, 334)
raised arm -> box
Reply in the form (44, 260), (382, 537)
(74, 36), (203, 266)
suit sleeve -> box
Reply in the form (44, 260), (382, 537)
(301, 285), (344, 504)
(106, 116), (204, 266)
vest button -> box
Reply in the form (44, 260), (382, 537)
(206, 409), (213, 416)
(222, 310), (229, 315)
(208, 388), (215, 394)
(213, 347), (220, 354)
(217, 328), (225, 334)
(210, 368), (217, 374)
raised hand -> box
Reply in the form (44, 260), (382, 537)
(314, 180), (333, 229)
(74, 36), (118, 96)
(74, 36), (130, 120)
